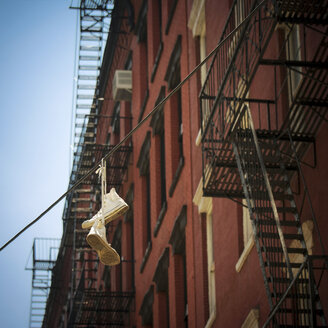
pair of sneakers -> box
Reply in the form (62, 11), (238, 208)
(82, 188), (129, 266)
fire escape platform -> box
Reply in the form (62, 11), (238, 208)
(200, 0), (328, 324)
(202, 129), (308, 198)
(276, 0), (328, 24)
(72, 143), (132, 186)
(69, 291), (135, 327)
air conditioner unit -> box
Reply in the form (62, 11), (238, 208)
(113, 70), (132, 101)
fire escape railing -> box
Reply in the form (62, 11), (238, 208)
(200, 0), (328, 325)
(200, 0), (276, 141)
(63, 113), (132, 300)
(263, 255), (328, 327)
(200, 0), (278, 196)
(40, 2), (135, 327)
(68, 268), (135, 327)
(26, 238), (60, 328)
(71, 0), (112, 155)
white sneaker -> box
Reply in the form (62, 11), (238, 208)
(81, 188), (129, 229)
(86, 220), (120, 266)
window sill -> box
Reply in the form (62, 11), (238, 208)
(235, 237), (254, 273)
(140, 241), (152, 273)
(169, 156), (185, 197)
(153, 201), (167, 237)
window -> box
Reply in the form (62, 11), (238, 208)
(151, 87), (167, 236)
(236, 199), (254, 273)
(137, 132), (152, 271)
(228, 0), (246, 59)
(106, 132), (111, 145)
(169, 206), (188, 328)
(150, 0), (163, 81)
(122, 53), (133, 144)
(188, 0), (206, 84)
(165, 36), (184, 196)
(112, 221), (122, 291)
(145, 167), (151, 244)
(135, 0), (149, 121)
(188, 0), (206, 145)
(124, 185), (135, 291)
(102, 266), (111, 291)
(153, 248), (170, 327)
(200, 213), (209, 321)
(193, 180), (216, 326)
(285, 24), (302, 101)
(111, 102), (120, 144)
(139, 285), (154, 327)
(277, 23), (302, 125)
(164, 0), (178, 35)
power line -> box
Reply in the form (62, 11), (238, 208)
(0, 0), (266, 252)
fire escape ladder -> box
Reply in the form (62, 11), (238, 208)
(64, 113), (132, 325)
(36, 2), (135, 326)
(201, 0), (280, 197)
(198, 0), (328, 325)
(72, 2), (110, 152)
(67, 0), (110, 295)
(62, 2), (134, 324)
(26, 238), (60, 328)
(278, 26), (328, 161)
(201, 0), (328, 195)
(233, 107), (327, 326)
(200, 0), (278, 143)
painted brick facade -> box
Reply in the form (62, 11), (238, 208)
(43, 1), (328, 327)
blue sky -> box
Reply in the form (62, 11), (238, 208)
(0, 1), (76, 327)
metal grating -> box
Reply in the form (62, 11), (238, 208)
(69, 290), (135, 327)
(264, 256), (328, 327)
(200, 0), (328, 324)
(26, 238), (61, 328)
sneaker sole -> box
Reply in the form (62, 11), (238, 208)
(99, 247), (120, 266)
(86, 234), (120, 266)
(86, 233), (108, 252)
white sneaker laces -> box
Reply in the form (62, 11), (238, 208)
(96, 159), (107, 226)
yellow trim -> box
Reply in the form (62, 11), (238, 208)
(188, 0), (206, 37)
(235, 237), (254, 273)
(193, 178), (216, 327)
(241, 309), (259, 328)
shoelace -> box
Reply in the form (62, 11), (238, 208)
(96, 160), (106, 226)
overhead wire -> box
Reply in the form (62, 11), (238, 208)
(0, 0), (267, 252)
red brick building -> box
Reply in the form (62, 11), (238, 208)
(42, 0), (328, 327)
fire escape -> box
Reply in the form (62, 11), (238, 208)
(60, 1), (134, 326)
(200, 0), (328, 326)
(26, 238), (60, 328)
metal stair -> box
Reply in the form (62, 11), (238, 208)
(199, 1), (328, 324)
(26, 238), (60, 328)
(233, 109), (327, 326)
(71, 1), (111, 152)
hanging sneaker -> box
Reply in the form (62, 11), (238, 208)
(86, 220), (120, 266)
(81, 188), (129, 229)
(82, 210), (102, 229)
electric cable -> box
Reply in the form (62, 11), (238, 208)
(0, 0), (267, 252)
